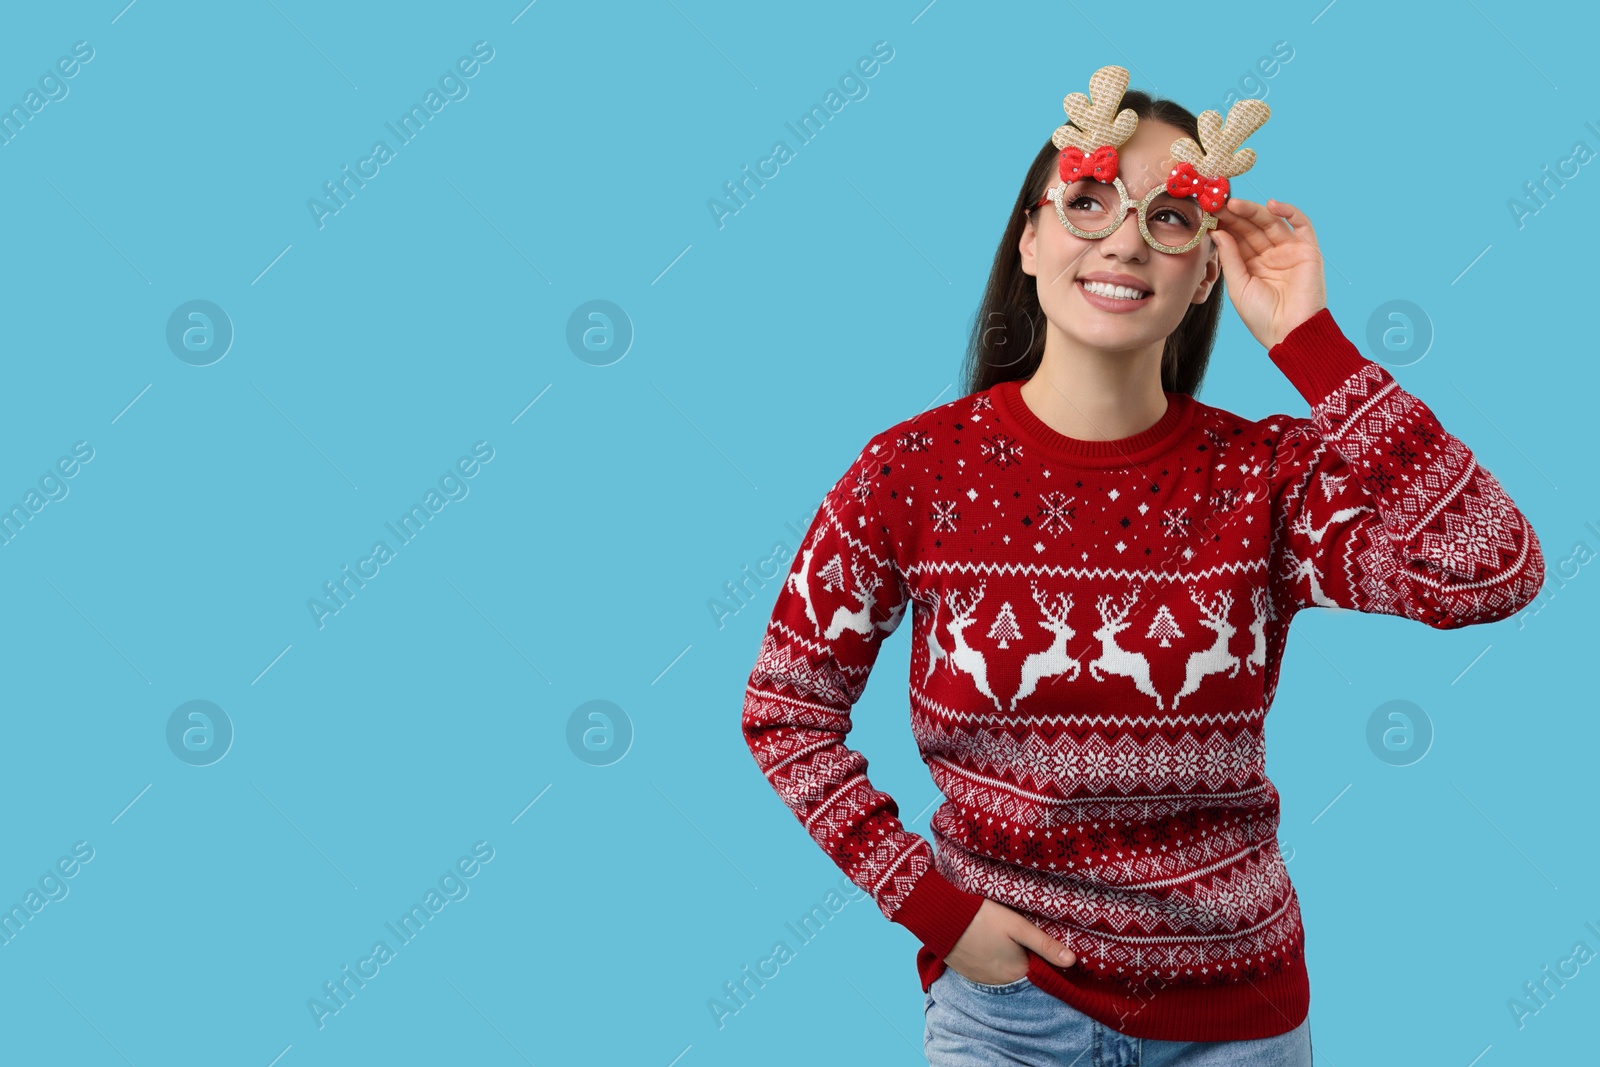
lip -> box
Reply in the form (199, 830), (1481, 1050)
(1076, 273), (1154, 313)
(1078, 271), (1152, 292)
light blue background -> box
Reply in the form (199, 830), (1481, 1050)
(0, 1), (1593, 1063)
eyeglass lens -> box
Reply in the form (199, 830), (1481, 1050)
(1058, 179), (1206, 249)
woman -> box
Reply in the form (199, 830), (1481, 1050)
(740, 66), (1544, 1065)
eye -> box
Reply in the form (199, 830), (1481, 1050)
(1150, 205), (1200, 230)
(1066, 191), (1114, 212)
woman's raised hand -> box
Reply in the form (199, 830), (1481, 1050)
(1209, 197), (1328, 351)
(943, 898), (1076, 986)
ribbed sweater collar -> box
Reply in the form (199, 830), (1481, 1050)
(995, 377), (1195, 469)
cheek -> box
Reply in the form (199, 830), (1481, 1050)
(1160, 256), (1210, 300)
(1034, 228), (1091, 287)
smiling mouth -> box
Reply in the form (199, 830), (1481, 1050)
(1077, 279), (1152, 302)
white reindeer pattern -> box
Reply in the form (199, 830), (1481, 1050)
(1010, 583), (1081, 711)
(784, 542), (821, 635)
(945, 582), (1004, 712)
(1244, 585), (1269, 676)
(823, 560), (882, 641)
(923, 590), (949, 684)
(1171, 590), (1240, 708)
(918, 577), (1264, 712)
(1087, 587), (1164, 709)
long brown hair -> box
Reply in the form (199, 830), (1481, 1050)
(960, 90), (1224, 399)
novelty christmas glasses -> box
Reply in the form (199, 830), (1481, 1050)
(1027, 66), (1271, 255)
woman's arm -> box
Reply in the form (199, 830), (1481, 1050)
(1265, 307), (1546, 627)
(741, 430), (986, 960)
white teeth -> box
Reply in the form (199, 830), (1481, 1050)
(1081, 280), (1150, 300)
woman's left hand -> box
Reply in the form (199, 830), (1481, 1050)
(1209, 197), (1327, 350)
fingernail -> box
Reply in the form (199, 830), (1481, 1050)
(1058, 948), (1072, 963)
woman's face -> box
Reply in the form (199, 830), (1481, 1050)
(1019, 119), (1221, 356)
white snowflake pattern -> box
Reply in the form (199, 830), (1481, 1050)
(931, 500), (960, 533)
(1035, 492), (1077, 536)
(847, 467), (875, 506)
(981, 433), (1022, 468)
(1427, 499), (1515, 576)
(1161, 507), (1191, 538)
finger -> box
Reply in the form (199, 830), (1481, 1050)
(1216, 197), (1280, 257)
(1017, 921), (1075, 965)
(1215, 198), (1280, 257)
(1240, 197), (1305, 248)
(1210, 228), (1248, 283)
(1266, 198), (1319, 249)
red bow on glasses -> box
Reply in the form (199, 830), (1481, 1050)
(1058, 145), (1118, 183)
(1165, 162), (1230, 213)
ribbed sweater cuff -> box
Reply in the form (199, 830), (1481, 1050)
(890, 865), (987, 960)
(1266, 306), (1374, 409)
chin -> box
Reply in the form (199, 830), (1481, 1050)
(1066, 325), (1155, 353)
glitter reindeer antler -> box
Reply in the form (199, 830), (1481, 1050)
(1164, 99), (1271, 213)
(1050, 65), (1140, 184)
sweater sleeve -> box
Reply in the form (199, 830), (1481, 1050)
(741, 429), (987, 961)
(1264, 307), (1545, 628)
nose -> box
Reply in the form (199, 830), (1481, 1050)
(1099, 201), (1150, 257)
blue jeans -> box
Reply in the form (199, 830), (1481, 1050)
(924, 967), (1313, 1066)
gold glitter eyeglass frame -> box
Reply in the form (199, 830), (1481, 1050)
(1026, 177), (1216, 255)
(1024, 65), (1272, 258)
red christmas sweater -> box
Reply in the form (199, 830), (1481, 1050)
(740, 307), (1546, 1041)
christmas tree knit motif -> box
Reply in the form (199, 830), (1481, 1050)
(740, 308), (1546, 1042)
